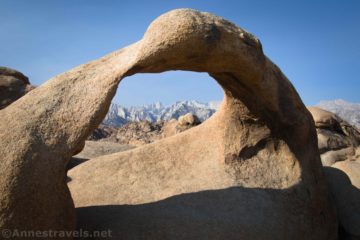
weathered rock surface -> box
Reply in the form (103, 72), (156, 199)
(178, 112), (200, 126)
(0, 41), (139, 235)
(0, 8), (338, 239)
(308, 107), (360, 166)
(332, 159), (360, 189)
(68, 141), (135, 170)
(0, 66), (34, 109)
(309, 107), (360, 239)
(114, 120), (164, 146)
(65, 9), (337, 239)
(73, 140), (134, 160)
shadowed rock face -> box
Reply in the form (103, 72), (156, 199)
(0, 67), (34, 109)
(0, 9), (337, 239)
(324, 167), (360, 239)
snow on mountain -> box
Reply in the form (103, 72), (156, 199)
(102, 100), (220, 127)
(316, 99), (360, 128)
(103, 99), (360, 129)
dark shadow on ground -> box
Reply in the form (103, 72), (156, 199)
(67, 157), (90, 171)
(75, 186), (338, 240)
(323, 167), (360, 240)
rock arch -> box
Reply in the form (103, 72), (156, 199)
(0, 9), (337, 239)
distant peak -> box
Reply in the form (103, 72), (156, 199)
(103, 99), (221, 127)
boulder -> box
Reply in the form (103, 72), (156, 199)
(324, 166), (360, 239)
(178, 113), (200, 126)
(332, 159), (360, 188)
(311, 106), (360, 238)
(308, 106), (342, 130)
(0, 66), (34, 109)
(317, 129), (352, 153)
(161, 114), (201, 138)
(66, 9), (337, 239)
(321, 147), (355, 167)
(308, 107), (360, 166)
(115, 120), (163, 146)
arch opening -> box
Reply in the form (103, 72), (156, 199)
(115, 71), (223, 108)
(87, 70), (224, 148)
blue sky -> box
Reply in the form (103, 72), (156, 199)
(1, 0), (359, 106)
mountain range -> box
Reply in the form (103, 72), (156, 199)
(102, 99), (360, 129)
(102, 100), (221, 127)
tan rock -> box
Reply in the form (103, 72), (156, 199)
(321, 147), (355, 166)
(161, 119), (179, 138)
(67, 9), (336, 239)
(0, 8), (338, 239)
(356, 147), (360, 159)
(308, 106), (341, 129)
(332, 160), (360, 189)
(178, 113), (200, 126)
(114, 120), (163, 146)
(68, 140), (135, 170)
(67, 141), (134, 170)
(161, 114), (201, 138)
(0, 39), (139, 233)
(308, 107), (360, 166)
(73, 140), (134, 160)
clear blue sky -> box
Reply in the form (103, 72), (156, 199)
(1, 0), (359, 106)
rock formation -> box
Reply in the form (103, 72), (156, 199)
(0, 9), (337, 239)
(115, 120), (164, 145)
(0, 66), (34, 109)
(324, 166), (360, 239)
(308, 106), (360, 166)
(90, 114), (201, 146)
(73, 140), (134, 160)
(68, 141), (135, 170)
(68, 114), (201, 170)
(178, 112), (200, 126)
(325, 158), (360, 240)
(308, 107), (360, 239)
(87, 124), (117, 141)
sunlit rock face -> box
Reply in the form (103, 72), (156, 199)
(0, 9), (337, 240)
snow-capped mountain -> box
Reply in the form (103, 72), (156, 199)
(103, 99), (360, 129)
(102, 100), (221, 127)
(316, 99), (360, 128)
